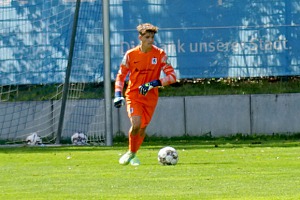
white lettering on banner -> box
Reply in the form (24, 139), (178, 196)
(120, 40), (186, 54)
(120, 38), (289, 55)
(177, 39), (185, 53)
(120, 41), (136, 54)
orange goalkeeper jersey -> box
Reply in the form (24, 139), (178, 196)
(115, 45), (176, 105)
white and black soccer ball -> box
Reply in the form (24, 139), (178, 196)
(26, 132), (42, 145)
(71, 132), (88, 145)
(158, 146), (179, 165)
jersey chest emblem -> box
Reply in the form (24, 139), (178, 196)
(151, 57), (157, 64)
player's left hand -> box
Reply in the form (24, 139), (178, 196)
(139, 80), (161, 96)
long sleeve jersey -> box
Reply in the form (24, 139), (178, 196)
(115, 45), (176, 104)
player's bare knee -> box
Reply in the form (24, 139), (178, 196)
(130, 124), (141, 135)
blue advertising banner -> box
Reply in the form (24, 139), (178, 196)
(110, 0), (299, 79)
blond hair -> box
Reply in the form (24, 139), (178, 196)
(136, 23), (158, 35)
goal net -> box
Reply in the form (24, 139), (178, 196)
(0, 0), (106, 145)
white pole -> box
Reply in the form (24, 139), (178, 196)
(102, 0), (113, 146)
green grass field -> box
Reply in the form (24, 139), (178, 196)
(0, 141), (299, 200)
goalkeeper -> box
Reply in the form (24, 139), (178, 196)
(114, 23), (177, 166)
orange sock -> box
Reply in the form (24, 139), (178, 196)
(129, 133), (139, 153)
(136, 134), (145, 151)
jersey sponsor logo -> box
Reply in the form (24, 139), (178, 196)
(140, 69), (154, 74)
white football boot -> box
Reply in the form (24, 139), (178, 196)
(119, 151), (135, 165)
(130, 156), (140, 166)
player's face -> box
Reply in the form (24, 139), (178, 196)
(139, 32), (155, 52)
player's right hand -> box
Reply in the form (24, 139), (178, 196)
(113, 91), (125, 108)
(113, 97), (125, 108)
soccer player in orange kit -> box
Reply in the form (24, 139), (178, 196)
(114, 23), (177, 165)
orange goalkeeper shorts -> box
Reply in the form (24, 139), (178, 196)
(126, 100), (157, 128)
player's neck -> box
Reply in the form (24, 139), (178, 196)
(139, 44), (152, 53)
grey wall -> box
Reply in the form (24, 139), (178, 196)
(1, 93), (300, 140)
(251, 94), (300, 134)
(113, 94), (300, 137)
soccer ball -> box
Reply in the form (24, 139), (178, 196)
(158, 146), (178, 165)
(26, 132), (42, 145)
(71, 132), (88, 145)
